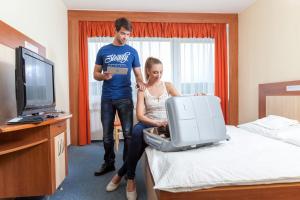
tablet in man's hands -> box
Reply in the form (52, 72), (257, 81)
(107, 66), (128, 75)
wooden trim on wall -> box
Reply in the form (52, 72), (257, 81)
(258, 80), (300, 118)
(68, 10), (239, 145)
(0, 20), (46, 57)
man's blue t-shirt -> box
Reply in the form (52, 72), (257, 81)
(95, 44), (140, 100)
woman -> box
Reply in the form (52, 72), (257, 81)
(106, 57), (180, 200)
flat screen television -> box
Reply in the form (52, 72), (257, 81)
(15, 46), (55, 116)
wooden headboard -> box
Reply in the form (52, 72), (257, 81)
(0, 20), (45, 56)
(259, 80), (300, 121)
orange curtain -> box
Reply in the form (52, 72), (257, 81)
(78, 22), (91, 145)
(78, 21), (228, 145)
(214, 25), (228, 122)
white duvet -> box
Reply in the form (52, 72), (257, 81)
(145, 125), (300, 192)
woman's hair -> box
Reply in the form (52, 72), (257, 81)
(144, 57), (162, 81)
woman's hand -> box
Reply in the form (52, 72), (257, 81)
(154, 120), (168, 127)
(194, 92), (206, 96)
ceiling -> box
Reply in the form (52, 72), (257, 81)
(63, 0), (256, 13)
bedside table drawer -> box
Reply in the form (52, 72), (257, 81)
(50, 121), (66, 136)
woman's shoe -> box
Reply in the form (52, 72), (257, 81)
(106, 180), (121, 192)
(126, 189), (137, 200)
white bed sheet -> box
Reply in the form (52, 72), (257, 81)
(145, 125), (300, 192)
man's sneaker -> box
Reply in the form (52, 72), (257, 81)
(94, 163), (115, 176)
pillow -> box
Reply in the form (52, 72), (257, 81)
(252, 115), (298, 130)
(239, 123), (300, 147)
(238, 122), (278, 137)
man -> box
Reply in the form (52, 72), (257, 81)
(93, 17), (145, 176)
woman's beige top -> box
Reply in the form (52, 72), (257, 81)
(144, 82), (169, 121)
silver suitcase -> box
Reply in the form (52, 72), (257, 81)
(143, 95), (229, 152)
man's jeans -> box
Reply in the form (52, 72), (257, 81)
(101, 98), (133, 166)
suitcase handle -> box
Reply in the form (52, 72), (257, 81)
(144, 133), (163, 149)
(144, 134), (163, 144)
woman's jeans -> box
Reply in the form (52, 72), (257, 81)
(101, 98), (133, 166)
(117, 122), (152, 179)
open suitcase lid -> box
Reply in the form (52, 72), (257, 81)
(165, 95), (227, 147)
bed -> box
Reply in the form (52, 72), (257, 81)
(142, 80), (300, 200)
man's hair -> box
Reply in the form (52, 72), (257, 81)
(115, 17), (132, 32)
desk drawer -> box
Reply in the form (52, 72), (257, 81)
(50, 121), (66, 136)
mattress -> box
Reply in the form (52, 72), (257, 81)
(145, 125), (300, 192)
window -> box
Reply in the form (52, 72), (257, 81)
(88, 37), (214, 97)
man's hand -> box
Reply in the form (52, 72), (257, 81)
(133, 67), (146, 91)
(136, 81), (146, 91)
(102, 71), (113, 80)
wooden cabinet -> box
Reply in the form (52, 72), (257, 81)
(54, 131), (66, 188)
(0, 114), (71, 198)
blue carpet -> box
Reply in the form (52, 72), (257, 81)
(17, 141), (147, 200)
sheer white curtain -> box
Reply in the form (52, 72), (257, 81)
(178, 40), (215, 95)
(88, 38), (109, 140)
(88, 37), (214, 140)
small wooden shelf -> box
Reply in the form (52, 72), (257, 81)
(0, 138), (48, 156)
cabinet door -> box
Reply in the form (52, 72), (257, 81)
(54, 132), (66, 188)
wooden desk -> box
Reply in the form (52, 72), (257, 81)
(0, 114), (71, 198)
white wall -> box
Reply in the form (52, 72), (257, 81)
(238, 0), (300, 123)
(0, 0), (70, 144)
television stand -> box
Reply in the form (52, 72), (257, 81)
(0, 114), (72, 198)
